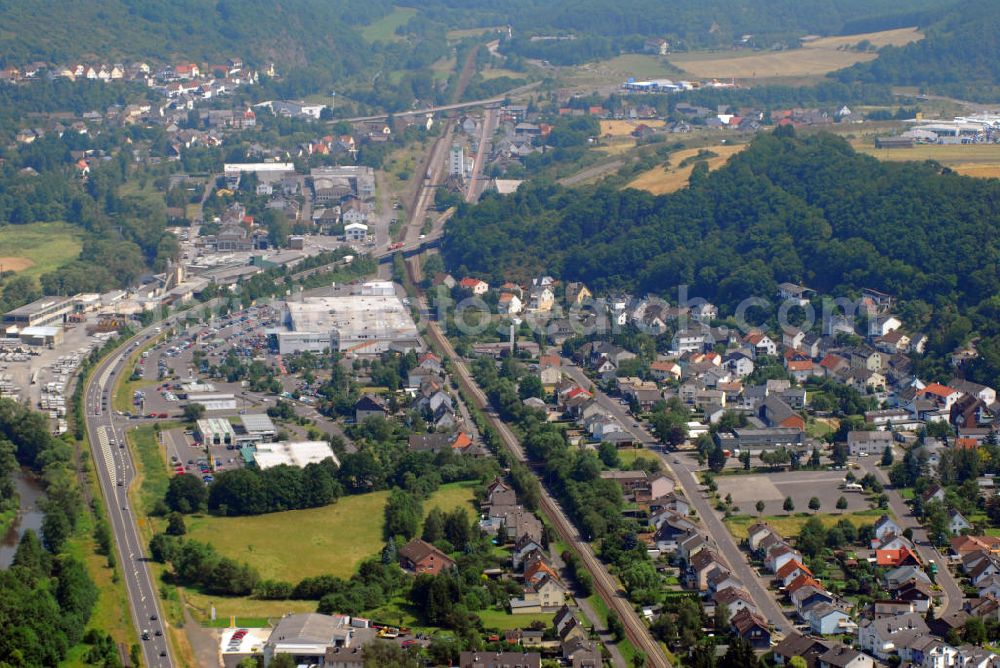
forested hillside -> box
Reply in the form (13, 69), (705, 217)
(442, 129), (1000, 381)
(834, 0), (1000, 101)
(0, 0), (386, 70)
(419, 0), (945, 62)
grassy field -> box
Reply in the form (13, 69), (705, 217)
(801, 27), (922, 51)
(423, 479), (477, 519)
(478, 609), (553, 630)
(0, 221), (83, 279)
(361, 6), (417, 42)
(627, 144), (745, 195)
(446, 26), (505, 41)
(561, 54), (684, 88)
(185, 481), (477, 582)
(669, 28), (921, 80)
(725, 509), (888, 540)
(126, 422), (179, 516)
(616, 447), (660, 469)
(599, 119), (666, 138)
(854, 141), (1000, 179)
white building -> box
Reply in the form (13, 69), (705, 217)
(277, 282), (420, 355)
(186, 393), (237, 411)
(253, 441), (340, 469)
(449, 142), (465, 177)
(344, 222), (368, 242)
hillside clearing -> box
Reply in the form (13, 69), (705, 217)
(669, 27), (922, 79)
(854, 141), (1000, 179)
(361, 7), (417, 42)
(626, 144), (745, 195)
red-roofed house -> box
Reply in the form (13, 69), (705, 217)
(876, 547), (921, 568)
(786, 359), (815, 383)
(776, 560), (812, 588)
(498, 292), (523, 315)
(459, 277), (489, 295)
(920, 383), (962, 410)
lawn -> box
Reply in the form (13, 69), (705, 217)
(361, 6), (417, 42)
(447, 26), (505, 41)
(627, 144), (745, 195)
(0, 221), (83, 279)
(478, 609), (553, 630)
(616, 447), (660, 469)
(184, 481), (478, 582)
(724, 509), (888, 540)
(854, 141), (1000, 179)
(423, 479), (478, 520)
(126, 422), (179, 516)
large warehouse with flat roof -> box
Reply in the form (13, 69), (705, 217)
(253, 441), (340, 469)
(276, 282), (421, 355)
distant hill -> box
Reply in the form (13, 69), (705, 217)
(0, 0), (390, 70)
(834, 0), (1000, 101)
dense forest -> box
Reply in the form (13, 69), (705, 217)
(0, 0), (387, 70)
(413, 0), (948, 63)
(834, 0), (1000, 102)
(442, 129), (1000, 384)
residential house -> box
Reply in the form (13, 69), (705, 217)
(805, 602), (856, 636)
(950, 510), (972, 535)
(857, 612), (929, 661)
(894, 579), (935, 613)
(713, 587), (757, 620)
(760, 396), (806, 430)
(778, 283), (813, 307)
(817, 645), (873, 668)
(772, 633), (831, 667)
(745, 331), (777, 358)
(730, 608), (771, 649)
(459, 277), (489, 295)
(399, 539), (456, 575)
(564, 282), (592, 306)
(847, 430), (893, 456)
(650, 359), (682, 382)
(498, 293), (523, 315)
(458, 652), (541, 668)
(689, 548), (726, 590)
(354, 395), (387, 423)
(777, 560), (813, 588)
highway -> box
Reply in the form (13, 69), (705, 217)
(413, 296), (671, 668)
(558, 362), (794, 637)
(84, 318), (194, 668)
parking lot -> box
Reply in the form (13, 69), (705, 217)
(715, 467), (873, 515)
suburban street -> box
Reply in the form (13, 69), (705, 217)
(85, 321), (182, 668)
(413, 295), (671, 668)
(860, 458), (964, 616)
(559, 362), (794, 637)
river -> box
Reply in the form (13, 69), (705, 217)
(0, 468), (46, 568)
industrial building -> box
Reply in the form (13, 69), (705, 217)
(252, 441), (340, 469)
(263, 613), (375, 667)
(310, 166), (375, 199)
(186, 393), (238, 412)
(223, 162), (295, 187)
(18, 326), (64, 347)
(276, 282), (421, 355)
(196, 418), (236, 446)
(3, 296), (73, 329)
(234, 413), (277, 445)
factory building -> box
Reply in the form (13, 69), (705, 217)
(276, 282), (421, 355)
